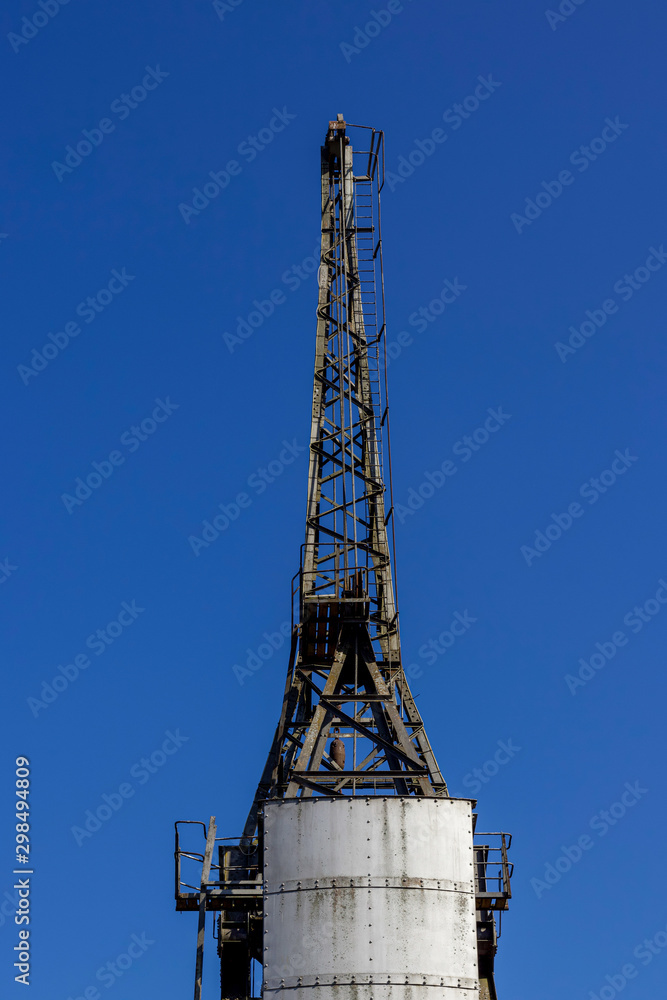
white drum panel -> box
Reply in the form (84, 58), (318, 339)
(263, 797), (478, 1000)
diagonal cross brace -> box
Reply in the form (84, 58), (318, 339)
(318, 696), (426, 772)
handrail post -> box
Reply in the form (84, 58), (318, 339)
(174, 824), (181, 901)
(501, 834), (509, 897)
(194, 816), (217, 1000)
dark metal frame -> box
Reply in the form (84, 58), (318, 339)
(173, 117), (513, 1000)
(175, 815), (512, 999)
(474, 833), (513, 911)
(240, 117), (446, 847)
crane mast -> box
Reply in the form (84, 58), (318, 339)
(174, 116), (512, 1000)
(243, 115), (446, 829)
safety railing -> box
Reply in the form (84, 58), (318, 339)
(174, 822), (261, 912)
(473, 832), (513, 910)
(293, 543), (371, 628)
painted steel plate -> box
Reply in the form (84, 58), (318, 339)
(263, 796), (478, 999)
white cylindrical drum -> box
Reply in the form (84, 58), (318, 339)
(262, 796), (478, 1000)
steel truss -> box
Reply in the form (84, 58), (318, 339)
(173, 117), (511, 1000)
(241, 117), (447, 842)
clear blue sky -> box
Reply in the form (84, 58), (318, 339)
(2, 1), (666, 998)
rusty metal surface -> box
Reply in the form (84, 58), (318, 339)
(262, 797), (479, 999)
(241, 119), (446, 840)
(171, 117), (512, 999)
(264, 974), (478, 995)
(329, 737), (346, 770)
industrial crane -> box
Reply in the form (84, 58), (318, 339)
(174, 115), (512, 1000)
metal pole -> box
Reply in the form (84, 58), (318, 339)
(194, 816), (217, 1000)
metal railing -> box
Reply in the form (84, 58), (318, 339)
(176, 822), (513, 914)
(473, 833), (513, 910)
(174, 823), (260, 911)
(293, 543), (371, 629)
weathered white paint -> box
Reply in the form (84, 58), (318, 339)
(263, 796), (479, 999)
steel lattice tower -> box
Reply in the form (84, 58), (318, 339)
(242, 116), (447, 834)
(174, 117), (512, 1000)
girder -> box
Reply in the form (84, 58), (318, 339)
(243, 117), (447, 844)
(173, 115), (512, 1000)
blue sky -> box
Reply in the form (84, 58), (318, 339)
(2, 1), (666, 998)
